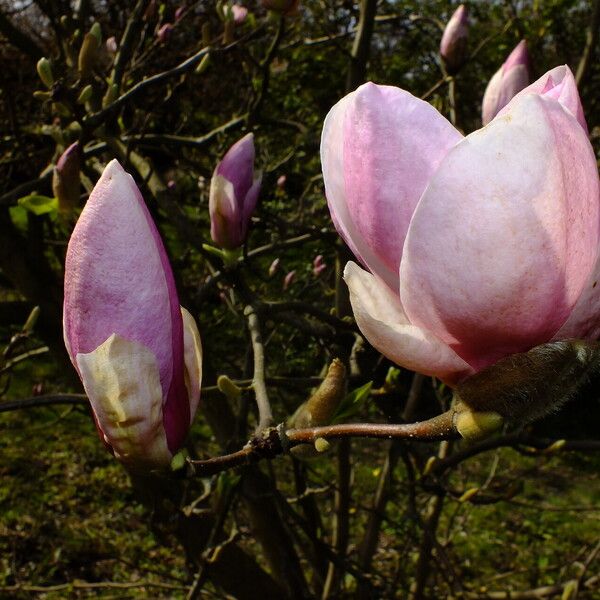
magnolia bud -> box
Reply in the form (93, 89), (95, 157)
(78, 31), (101, 78)
(157, 23), (173, 43)
(77, 84), (93, 104)
(440, 4), (468, 75)
(289, 359), (346, 457)
(454, 339), (600, 438)
(209, 133), (261, 249)
(36, 57), (54, 89)
(283, 270), (296, 290)
(52, 142), (81, 212)
(268, 258), (280, 277)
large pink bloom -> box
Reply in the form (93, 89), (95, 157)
(64, 160), (202, 468)
(321, 67), (599, 385)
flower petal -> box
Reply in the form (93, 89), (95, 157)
(500, 65), (588, 133)
(181, 307), (202, 423)
(216, 132), (255, 203)
(401, 94), (600, 370)
(76, 334), (171, 468)
(322, 82), (462, 290)
(344, 262), (473, 384)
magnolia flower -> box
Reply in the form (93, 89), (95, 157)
(64, 160), (202, 468)
(440, 4), (468, 74)
(321, 66), (597, 385)
(482, 40), (530, 125)
(277, 174), (287, 189)
(209, 133), (262, 249)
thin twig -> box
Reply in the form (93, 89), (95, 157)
(0, 394), (87, 413)
(245, 305), (273, 432)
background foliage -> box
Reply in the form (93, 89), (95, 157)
(1, 0), (600, 598)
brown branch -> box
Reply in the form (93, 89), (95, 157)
(189, 412), (457, 477)
(0, 394), (87, 413)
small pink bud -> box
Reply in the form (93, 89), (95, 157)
(231, 4), (248, 23)
(482, 40), (531, 125)
(440, 4), (468, 74)
(167, 179), (176, 190)
(209, 133), (262, 249)
(283, 270), (296, 290)
(157, 23), (174, 43)
(277, 174), (287, 189)
(106, 36), (118, 54)
(313, 254), (327, 277)
(268, 258), (280, 277)
(175, 5), (186, 20)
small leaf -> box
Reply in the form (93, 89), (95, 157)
(332, 381), (372, 424)
(18, 194), (58, 215)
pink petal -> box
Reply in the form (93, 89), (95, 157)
(344, 262), (473, 385)
(64, 159), (188, 452)
(401, 94), (600, 370)
(500, 65), (588, 134)
(321, 82), (462, 290)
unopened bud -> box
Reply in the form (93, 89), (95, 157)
(195, 53), (210, 74)
(23, 306), (41, 334)
(78, 31), (101, 78)
(33, 90), (52, 101)
(314, 438), (330, 453)
(268, 258), (280, 277)
(288, 359), (346, 429)
(90, 22), (102, 44)
(454, 409), (503, 442)
(36, 57), (54, 89)
(52, 142), (81, 212)
(77, 84), (93, 104)
(102, 83), (119, 107)
(217, 374), (242, 401)
(422, 456), (437, 476)
(458, 487), (479, 503)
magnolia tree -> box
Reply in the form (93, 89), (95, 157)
(1, 1), (600, 599)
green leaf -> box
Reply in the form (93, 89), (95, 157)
(17, 194), (58, 216)
(331, 381), (372, 424)
(9, 205), (28, 232)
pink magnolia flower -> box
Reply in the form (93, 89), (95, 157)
(482, 40), (531, 125)
(321, 67), (598, 385)
(440, 4), (468, 74)
(209, 133), (262, 249)
(64, 160), (202, 468)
